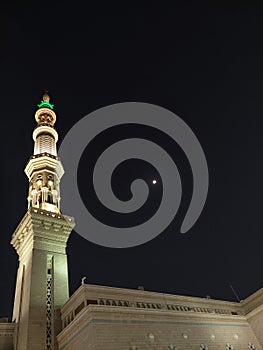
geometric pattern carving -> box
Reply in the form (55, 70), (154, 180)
(35, 134), (56, 155)
(46, 255), (53, 350)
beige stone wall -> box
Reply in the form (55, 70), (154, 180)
(242, 288), (263, 348)
(247, 311), (263, 348)
(0, 323), (15, 350)
(57, 285), (261, 350)
(58, 306), (260, 350)
(11, 209), (74, 350)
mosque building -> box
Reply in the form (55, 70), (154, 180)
(0, 93), (262, 350)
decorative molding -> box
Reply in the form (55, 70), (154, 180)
(62, 296), (244, 330)
(25, 155), (64, 180)
(0, 322), (15, 337)
(11, 208), (74, 257)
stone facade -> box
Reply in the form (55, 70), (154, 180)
(0, 321), (15, 350)
(10, 208), (74, 350)
(57, 284), (262, 350)
(3, 283), (263, 349)
(241, 288), (263, 347)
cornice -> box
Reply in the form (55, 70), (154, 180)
(24, 155), (64, 179)
(11, 208), (75, 257)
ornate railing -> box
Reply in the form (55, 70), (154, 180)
(62, 297), (243, 329)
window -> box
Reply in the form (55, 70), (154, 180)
(75, 301), (85, 315)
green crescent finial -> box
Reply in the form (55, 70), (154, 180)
(37, 91), (54, 110)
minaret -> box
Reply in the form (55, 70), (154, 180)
(11, 92), (74, 350)
(26, 91), (62, 213)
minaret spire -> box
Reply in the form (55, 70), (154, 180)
(11, 92), (74, 350)
(25, 92), (64, 213)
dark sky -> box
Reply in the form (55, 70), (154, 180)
(1, 1), (263, 319)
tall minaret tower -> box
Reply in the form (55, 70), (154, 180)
(11, 92), (74, 350)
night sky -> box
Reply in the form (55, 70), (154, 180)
(1, 1), (263, 320)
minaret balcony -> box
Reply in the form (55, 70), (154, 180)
(25, 154), (64, 180)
